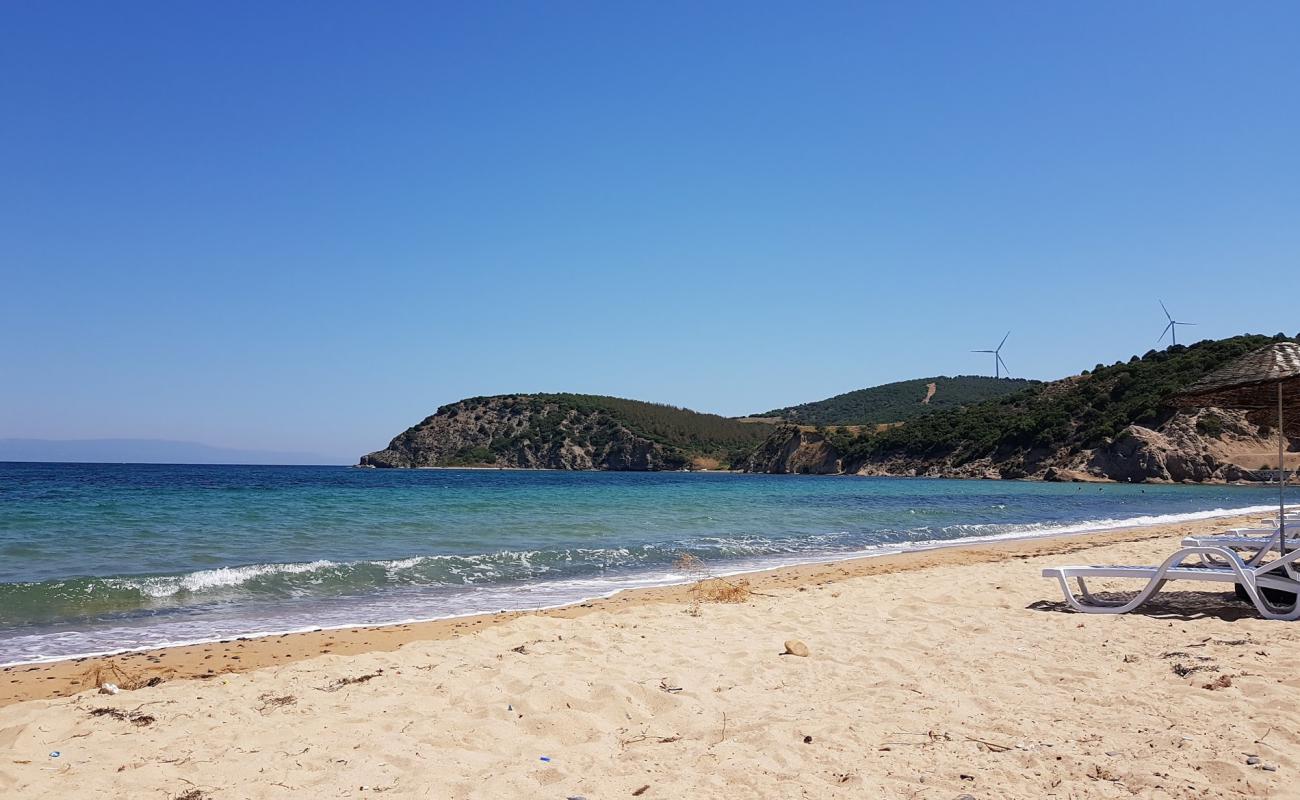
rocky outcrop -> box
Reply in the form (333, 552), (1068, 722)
(742, 408), (1286, 483)
(1084, 409), (1274, 483)
(361, 396), (688, 470)
(740, 427), (841, 474)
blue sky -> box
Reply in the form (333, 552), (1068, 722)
(3, 3), (1298, 463)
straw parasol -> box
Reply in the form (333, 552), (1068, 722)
(1176, 341), (1300, 553)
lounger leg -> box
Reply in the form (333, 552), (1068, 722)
(1059, 575), (1167, 615)
(1235, 575), (1300, 620)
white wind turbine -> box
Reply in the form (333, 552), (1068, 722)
(973, 331), (1011, 379)
(1157, 301), (1195, 346)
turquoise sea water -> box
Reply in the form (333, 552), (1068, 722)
(1, 462), (1291, 665)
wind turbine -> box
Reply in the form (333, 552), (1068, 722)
(1157, 301), (1195, 346)
(973, 331), (1011, 379)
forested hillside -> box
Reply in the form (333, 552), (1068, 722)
(755, 376), (1036, 426)
(742, 334), (1294, 481)
(361, 394), (772, 470)
(843, 335), (1282, 465)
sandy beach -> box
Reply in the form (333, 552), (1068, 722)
(2, 513), (1297, 799)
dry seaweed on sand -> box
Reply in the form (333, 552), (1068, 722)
(257, 693), (298, 713)
(318, 669), (384, 692)
(673, 552), (770, 612)
(692, 578), (753, 604)
(79, 661), (167, 693)
(88, 707), (156, 726)
(1171, 662), (1217, 678)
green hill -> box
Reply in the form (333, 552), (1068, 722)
(361, 393), (773, 470)
(838, 334), (1289, 472)
(755, 376), (1037, 426)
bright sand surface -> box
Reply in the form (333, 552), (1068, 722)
(2, 514), (1298, 798)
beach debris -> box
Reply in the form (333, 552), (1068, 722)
(1202, 675), (1233, 690)
(1171, 662), (1216, 678)
(957, 795), (977, 800)
(675, 553), (763, 610)
(319, 669), (383, 692)
(49, 751), (60, 758)
(1187, 637), (1253, 647)
(781, 640), (809, 657)
(540, 756), (551, 762)
(88, 707), (156, 726)
(803, 735), (813, 744)
(257, 693), (297, 713)
(632, 785), (650, 796)
(99, 682), (120, 695)
(80, 661), (161, 693)
(964, 736), (1011, 753)
(510, 644), (528, 654)
(173, 791), (207, 800)
(619, 729), (681, 747)
(700, 578), (752, 603)
(658, 679), (682, 693)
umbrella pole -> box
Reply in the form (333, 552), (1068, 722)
(1279, 383), (1286, 556)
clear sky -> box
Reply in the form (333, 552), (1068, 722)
(3, 2), (1298, 463)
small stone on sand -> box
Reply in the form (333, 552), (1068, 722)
(782, 640), (809, 657)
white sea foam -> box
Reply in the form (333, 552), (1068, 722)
(110, 560), (339, 597)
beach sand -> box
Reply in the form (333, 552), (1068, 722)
(2, 514), (1297, 798)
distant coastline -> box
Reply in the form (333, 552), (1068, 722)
(0, 438), (343, 466)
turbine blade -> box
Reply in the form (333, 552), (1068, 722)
(972, 349), (994, 353)
(1157, 321), (1173, 342)
(1160, 300), (1172, 321)
(998, 331), (1010, 350)
(997, 354), (1010, 376)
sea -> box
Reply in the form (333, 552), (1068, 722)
(1, 462), (1291, 666)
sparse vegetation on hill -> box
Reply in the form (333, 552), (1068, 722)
(839, 334), (1290, 469)
(363, 335), (1296, 481)
(755, 376), (1036, 426)
(362, 394), (772, 470)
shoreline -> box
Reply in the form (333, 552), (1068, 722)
(0, 508), (1275, 708)
(0, 504), (1279, 672)
(3, 509), (1295, 798)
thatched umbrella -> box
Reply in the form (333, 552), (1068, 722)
(1176, 341), (1300, 553)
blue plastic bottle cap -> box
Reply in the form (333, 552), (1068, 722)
(49, 751), (60, 758)
(540, 756), (551, 762)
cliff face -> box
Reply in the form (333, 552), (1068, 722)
(1082, 409), (1272, 483)
(360, 396), (689, 470)
(744, 409), (1284, 483)
(740, 427), (841, 474)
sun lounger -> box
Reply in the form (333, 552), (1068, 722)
(1181, 525), (1300, 567)
(1042, 546), (1300, 620)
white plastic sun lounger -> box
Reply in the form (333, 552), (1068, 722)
(1042, 546), (1300, 620)
(1181, 527), (1300, 567)
(1181, 520), (1300, 566)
